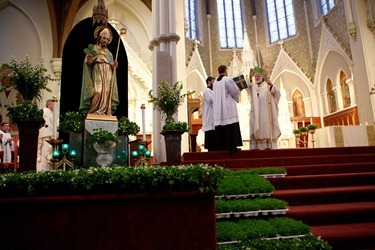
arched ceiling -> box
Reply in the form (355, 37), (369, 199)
(46, 0), (151, 57)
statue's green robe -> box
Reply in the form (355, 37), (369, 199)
(79, 44), (119, 115)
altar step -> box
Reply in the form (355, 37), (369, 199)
(181, 146), (375, 170)
(181, 146), (375, 249)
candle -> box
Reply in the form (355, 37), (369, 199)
(138, 144), (145, 152)
(141, 104), (146, 142)
(302, 120), (305, 127)
(62, 144), (69, 154)
(52, 96), (58, 139)
(52, 150), (60, 159)
(310, 118), (313, 124)
(131, 151), (138, 158)
(70, 149), (77, 157)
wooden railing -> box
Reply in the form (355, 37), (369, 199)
(323, 106), (359, 126)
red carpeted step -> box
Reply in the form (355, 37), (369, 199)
(269, 172), (375, 190)
(286, 202), (375, 225)
(181, 146), (375, 162)
(181, 154), (375, 169)
(311, 222), (375, 250)
(272, 186), (375, 205)
(282, 162), (375, 176)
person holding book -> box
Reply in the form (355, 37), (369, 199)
(213, 65), (243, 151)
(202, 76), (216, 151)
(248, 66), (281, 149)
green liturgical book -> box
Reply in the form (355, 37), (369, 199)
(233, 74), (248, 90)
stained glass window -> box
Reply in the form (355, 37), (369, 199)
(266, 0), (296, 44)
(217, 0), (243, 48)
(320, 0), (336, 16)
(186, 0), (199, 40)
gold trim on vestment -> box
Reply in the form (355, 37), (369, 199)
(366, 125), (375, 146)
(333, 127), (344, 147)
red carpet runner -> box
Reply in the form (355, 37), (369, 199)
(181, 146), (375, 249)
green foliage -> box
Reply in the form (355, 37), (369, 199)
(217, 218), (311, 242)
(308, 124), (318, 130)
(216, 198), (287, 213)
(58, 111), (84, 133)
(256, 198), (288, 210)
(5, 101), (44, 125)
(1, 55), (53, 102)
(292, 129), (301, 134)
(117, 117), (140, 136)
(224, 167), (286, 176)
(218, 235), (332, 250)
(0, 164), (224, 197)
(162, 119), (189, 133)
(92, 128), (120, 144)
(218, 174), (275, 196)
(299, 126), (308, 132)
(216, 221), (247, 242)
(148, 80), (190, 120)
(268, 217), (311, 236)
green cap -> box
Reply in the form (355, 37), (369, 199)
(253, 67), (263, 75)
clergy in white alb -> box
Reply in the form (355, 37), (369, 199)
(202, 76), (216, 151)
(213, 65), (243, 151)
(0, 122), (13, 163)
(248, 67), (281, 149)
(37, 99), (54, 172)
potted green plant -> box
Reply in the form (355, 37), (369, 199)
(292, 129), (301, 136)
(117, 117), (140, 166)
(148, 80), (190, 122)
(58, 111), (84, 133)
(57, 111), (85, 166)
(299, 126), (308, 136)
(91, 128), (120, 167)
(1, 56), (54, 172)
(307, 124), (318, 134)
(117, 117), (140, 137)
(148, 80), (191, 165)
(1, 55), (53, 102)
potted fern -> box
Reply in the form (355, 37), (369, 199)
(1, 56), (53, 172)
(148, 80), (190, 165)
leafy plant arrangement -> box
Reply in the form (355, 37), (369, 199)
(216, 199), (261, 213)
(117, 117), (140, 137)
(217, 174), (274, 196)
(299, 126), (308, 132)
(217, 217), (311, 242)
(216, 198), (287, 213)
(1, 55), (53, 102)
(148, 80), (190, 121)
(268, 217), (311, 236)
(58, 111), (84, 133)
(292, 129), (301, 134)
(162, 119), (189, 133)
(92, 128), (120, 144)
(5, 101), (44, 125)
(307, 123), (318, 130)
(217, 235), (332, 250)
(0, 164), (224, 197)
(224, 167), (286, 176)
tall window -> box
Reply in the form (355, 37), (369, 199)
(186, 0), (199, 40)
(320, 0), (336, 16)
(326, 79), (337, 113)
(266, 0), (296, 44)
(217, 0), (243, 48)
